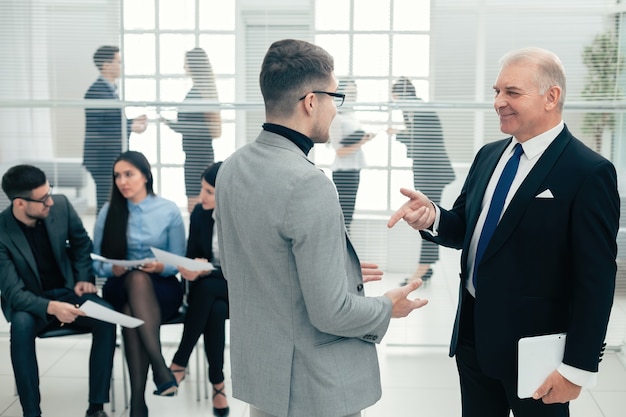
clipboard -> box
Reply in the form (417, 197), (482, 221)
(517, 332), (566, 399)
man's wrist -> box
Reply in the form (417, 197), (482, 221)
(46, 300), (57, 315)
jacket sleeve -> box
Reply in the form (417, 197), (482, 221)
(286, 169), (393, 340)
(564, 158), (619, 372)
(91, 205), (113, 277)
(0, 224), (49, 321)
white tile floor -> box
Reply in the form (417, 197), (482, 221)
(1, 213), (626, 416)
(1, 267), (625, 417)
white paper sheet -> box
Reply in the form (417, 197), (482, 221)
(150, 247), (214, 272)
(79, 300), (144, 328)
(517, 332), (566, 398)
(90, 253), (156, 268)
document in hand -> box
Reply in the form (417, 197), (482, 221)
(150, 247), (215, 272)
(517, 332), (566, 399)
(90, 253), (155, 268)
(79, 300), (144, 328)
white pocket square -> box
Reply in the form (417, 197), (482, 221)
(535, 189), (554, 199)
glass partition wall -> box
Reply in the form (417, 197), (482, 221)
(1, 0), (625, 350)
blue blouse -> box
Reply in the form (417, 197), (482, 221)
(92, 195), (186, 277)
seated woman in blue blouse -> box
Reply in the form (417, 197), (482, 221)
(92, 151), (185, 417)
(169, 162), (229, 417)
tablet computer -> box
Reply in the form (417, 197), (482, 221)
(517, 332), (566, 399)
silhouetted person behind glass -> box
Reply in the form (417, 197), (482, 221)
(162, 47), (222, 213)
(329, 79), (375, 230)
(388, 77), (455, 284)
(84, 45), (147, 212)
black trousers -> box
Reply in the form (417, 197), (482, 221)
(413, 161), (446, 265)
(172, 272), (228, 384)
(332, 170), (360, 229)
(455, 292), (569, 417)
(10, 289), (116, 417)
(87, 167), (112, 213)
(184, 151), (213, 198)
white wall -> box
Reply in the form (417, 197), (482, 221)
(431, 0), (607, 160)
(0, 0), (120, 163)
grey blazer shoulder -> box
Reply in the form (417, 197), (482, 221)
(0, 195), (93, 322)
(215, 130), (393, 417)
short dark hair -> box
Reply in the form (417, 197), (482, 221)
(391, 77), (417, 99)
(259, 39), (334, 117)
(202, 161), (223, 187)
(1, 164), (47, 200)
(93, 45), (120, 70)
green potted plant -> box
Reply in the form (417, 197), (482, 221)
(581, 30), (622, 154)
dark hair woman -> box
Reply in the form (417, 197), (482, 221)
(169, 162), (230, 417)
(92, 150), (186, 417)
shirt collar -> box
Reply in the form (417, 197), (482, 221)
(514, 120), (564, 161)
(127, 194), (154, 211)
(262, 123), (314, 155)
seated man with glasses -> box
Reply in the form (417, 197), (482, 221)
(0, 164), (116, 417)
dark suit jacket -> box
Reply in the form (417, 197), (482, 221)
(0, 195), (94, 322)
(423, 125), (619, 379)
(167, 87), (215, 156)
(187, 204), (215, 260)
(83, 76), (131, 173)
(396, 104), (455, 186)
(187, 204), (223, 280)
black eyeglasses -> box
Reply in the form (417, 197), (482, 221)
(299, 91), (345, 107)
(15, 187), (54, 206)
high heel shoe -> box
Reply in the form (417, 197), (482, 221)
(169, 365), (186, 385)
(153, 370), (178, 397)
(212, 384), (230, 417)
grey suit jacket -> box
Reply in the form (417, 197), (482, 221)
(215, 130), (393, 417)
(0, 194), (94, 322)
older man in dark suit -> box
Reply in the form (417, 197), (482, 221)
(83, 45), (147, 211)
(388, 47), (619, 417)
(0, 164), (116, 417)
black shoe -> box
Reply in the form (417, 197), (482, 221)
(153, 370), (178, 397)
(213, 384), (230, 417)
(85, 411), (108, 417)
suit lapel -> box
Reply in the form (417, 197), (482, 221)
(44, 207), (65, 274)
(464, 139), (512, 246)
(482, 128), (572, 263)
(2, 211), (40, 281)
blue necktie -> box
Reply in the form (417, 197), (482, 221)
(473, 143), (524, 288)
